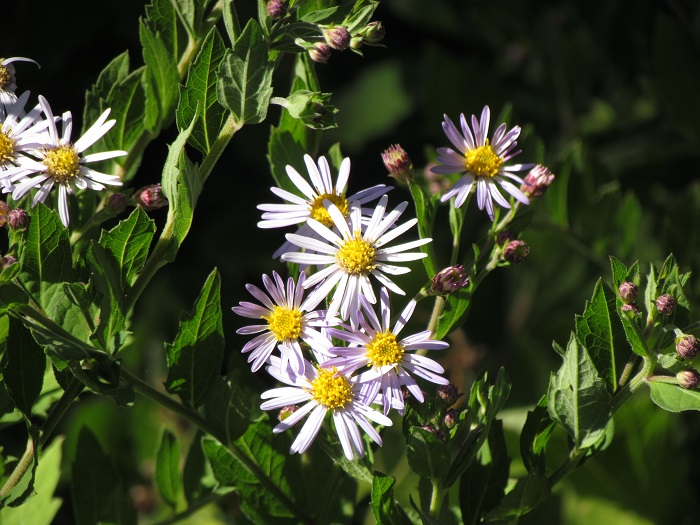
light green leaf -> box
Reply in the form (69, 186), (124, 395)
(140, 20), (180, 124)
(165, 269), (224, 408)
(408, 181), (438, 278)
(155, 428), (182, 508)
(547, 333), (612, 449)
(648, 381), (700, 412)
(222, 0), (241, 45)
(2, 318), (45, 418)
(217, 19), (274, 125)
(177, 26), (228, 154)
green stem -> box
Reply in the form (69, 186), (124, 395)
(429, 478), (443, 517)
(427, 295), (445, 339)
(617, 354), (639, 388)
(548, 447), (585, 486)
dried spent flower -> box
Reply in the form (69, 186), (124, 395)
(432, 265), (469, 296)
(381, 144), (413, 182)
(656, 294), (676, 316)
(676, 334), (700, 360)
(677, 369), (700, 389)
(503, 239), (530, 265)
(618, 281), (638, 304)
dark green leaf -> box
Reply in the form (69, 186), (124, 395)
(370, 472), (412, 525)
(145, 0), (188, 59)
(87, 242), (126, 352)
(102, 68), (147, 156)
(183, 431), (215, 504)
(406, 426), (451, 480)
(0, 426), (40, 507)
(484, 474), (550, 522)
(2, 318), (45, 418)
(83, 52), (131, 134)
(267, 129), (309, 195)
(519, 396), (555, 475)
(0, 282), (29, 314)
(648, 381), (700, 412)
(217, 19), (274, 125)
(165, 269), (224, 408)
(408, 181), (438, 277)
(203, 369), (252, 444)
(154, 428), (182, 508)
(177, 26), (228, 154)
(140, 20), (180, 124)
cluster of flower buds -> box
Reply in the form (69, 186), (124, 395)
(293, 15), (385, 64)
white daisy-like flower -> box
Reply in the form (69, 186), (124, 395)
(323, 287), (449, 415)
(9, 95), (126, 227)
(0, 57), (39, 106)
(281, 194), (431, 327)
(257, 154), (390, 258)
(260, 355), (392, 460)
(431, 105), (533, 219)
(233, 271), (338, 375)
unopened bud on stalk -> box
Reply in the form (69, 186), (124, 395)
(362, 21), (385, 44)
(520, 164), (555, 198)
(444, 408), (459, 428)
(323, 26), (351, 51)
(7, 208), (29, 231)
(431, 265), (469, 296)
(436, 384), (458, 406)
(503, 239), (530, 265)
(656, 294), (676, 315)
(308, 43), (331, 64)
(618, 281), (638, 304)
(1, 255), (17, 269)
(0, 201), (9, 227)
(107, 193), (127, 214)
(677, 334), (700, 360)
(134, 184), (168, 211)
(266, 0), (287, 19)
(278, 405), (298, 422)
(381, 144), (413, 182)
(677, 369), (700, 389)
(620, 303), (640, 315)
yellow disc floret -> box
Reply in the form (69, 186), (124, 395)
(366, 330), (404, 367)
(264, 306), (303, 341)
(464, 139), (503, 178)
(0, 65), (11, 90)
(43, 145), (80, 183)
(309, 192), (349, 227)
(336, 232), (376, 275)
(0, 131), (15, 164)
(310, 367), (353, 409)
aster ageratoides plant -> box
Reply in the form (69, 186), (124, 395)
(432, 105), (533, 219)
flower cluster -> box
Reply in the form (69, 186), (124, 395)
(0, 56), (125, 226)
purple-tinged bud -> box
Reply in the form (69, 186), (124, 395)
(1, 255), (17, 269)
(7, 208), (29, 231)
(362, 22), (385, 44)
(0, 201), (9, 227)
(676, 334), (700, 360)
(618, 281), (638, 304)
(436, 384), (458, 405)
(134, 184), (168, 211)
(496, 230), (515, 246)
(503, 240), (530, 265)
(419, 423), (436, 434)
(620, 303), (640, 315)
(107, 193), (127, 214)
(431, 265), (469, 296)
(520, 164), (555, 198)
(266, 0), (287, 19)
(324, 26), (351, 51)
(381, 144), (413, 183)
(308, 43), (331, 64)
(677, 369), (700, 389)
(444, 408), (459, 428)
(278, 405), (298, 422)
(656, 294), (676, 315)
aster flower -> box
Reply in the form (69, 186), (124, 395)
(0, 57), (39, 106)
(431, 105), (533, 219)
(260, 355), (392, 460)
(9, 95), (126, 227)
(281, 194), (431, 327)
(257, 154), (389, 258)
(233, 271), (338, 375)
(323, 288), (449, 415)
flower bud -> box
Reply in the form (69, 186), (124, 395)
(677, 369), (700, 389)
(7, 208), (29, 231)
(266, 0), (287, 19)
(503, 239), (530, 265)
(308, 43), (331, 64)
(436, 384), (458, 405)
(520, 164), (555, 198)
(431, 265), (469, 296)
(496, 230), (515, 246)
(0, 201), (9, 227)
(134, 184), (168, 211)
(107, 193), (127, 214)
(676, 334), (700, 360)
(419, 423), (436, 434)
(278, 405), (298, 422)
(656, 294), (676, 315)
(444, 408), (459, 428)
(362, 21), (385, 44)
(1, 255), (17, 269)
(323, 26), (351, 51)
(620, 303), (640, 315)
(381, 144), (413, 183)
(350, 36), (363, 50)
(618, 281), (638, 304)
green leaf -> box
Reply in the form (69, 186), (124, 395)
(145, 0), (188, 59)
(177, 26), (228, 154)
(547, 333), (612, 449)
(2, 318), (45, 418)
(267, 129), (309, 195)
(70, 427), (136, 525)
(154, 428), (183, 508)
(0, 282), (29, 314)
(87, 242), (126, 352)
(647, 381), (700, 412)
(643, 262), (657, 324)
(102, 68), (147, 155)
(140, 20), (180, 124)
(183, 431), (215, 504)
(281, 90), (338, 130)
(408, 181), (438, 277)
(222, 0), (241, 45)
(217, 19), (274, 125)
(83, 52), (131, 133)
(0, 437), (63, 524)
(0, 427), (41, 507)
(459, 420), (510, 525)
(165, 269), (224, 408)
(484, 474), (551, 522)
(406, 427), (451, 480)
(519, 396), (555, 475)
(370, 472), (412, 525)
(574, 279), (628, 392)
(203, 369), (252, 444)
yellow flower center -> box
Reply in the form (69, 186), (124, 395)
(0, 65), (10, 90)
(264, 306), (303, 341)
(366, 330), (404, 367)
(0, 131), (15, 164)
(336, 232), (376, 275)
(309, 192), (349, 227)
(43, 145), (80, 183)
(464, 140), (503, 178)
(310, 367), (353, 409)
